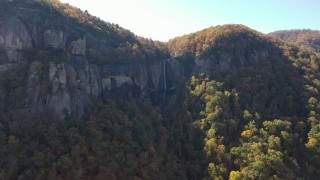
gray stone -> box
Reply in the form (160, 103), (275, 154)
(44, 29), (64, 49)
(0, 17), (32, 62)
(218, 52), (232, 72)
(71, 37), (86, 55)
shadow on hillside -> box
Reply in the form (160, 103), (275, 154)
(162, 39), (318, 178)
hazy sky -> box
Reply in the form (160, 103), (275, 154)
(59, 0), (320, 42)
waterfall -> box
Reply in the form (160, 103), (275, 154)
(163, 59), (167, 102)
(163, 59), (166, 92)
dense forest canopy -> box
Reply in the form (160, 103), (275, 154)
(0, 0), (320, 179)
(167, 24), (269, 57)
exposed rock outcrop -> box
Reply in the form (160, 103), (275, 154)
(27, 61), (43, 113)
(0, 1), (280, 120)
(71, 37), (86, 55)
(195, 49), (270, 74)
(44, 29), (64, 49)
(46, 62), (71, 119)
(0, 17), (32, 62)
(0, 14), (273, 119)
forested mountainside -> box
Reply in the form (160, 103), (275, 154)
(269, 29), (320, 53)
(0, 0), (168, 64)
(0, 0), (172, 119)
(167, 25), (320, 179)
(0, 0), (320, 179)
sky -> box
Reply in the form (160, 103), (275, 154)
(59, 0), (320, 42)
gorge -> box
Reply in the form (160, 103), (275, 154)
(0, 0), (320, 179)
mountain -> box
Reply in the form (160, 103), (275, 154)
(168, 24), (283, 73)
(0, 0), (320, 179)
(269, 29), (320, 53)
(168, 25), (320, 179)
(0, 0), (171, 119)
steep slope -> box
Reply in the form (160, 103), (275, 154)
(0, 1), (320, 179)
(269, 29), (320, 53)
(166, 24), (320, 179)
(167, 24), (320, 126)
(0, 0), (171, 118)
(168, 24), (281, 73)
(0, 0), (168, 63)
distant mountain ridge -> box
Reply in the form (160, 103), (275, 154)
(269, 29), (320, 53)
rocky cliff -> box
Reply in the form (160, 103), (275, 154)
(0, 1), (283, 119)
(0, 0), (183, 119)
(168, 25), (283, 75)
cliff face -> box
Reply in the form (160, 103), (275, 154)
(193, 48), (270, 74)
(167, 25), (283, 76)
(0, 2), (283, 119)
(0, 1), (178, 119)
(0, 17), (32, 62)
(25, 59), (179, 119)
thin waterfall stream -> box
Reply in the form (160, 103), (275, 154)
(163, 59), (167, 102)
